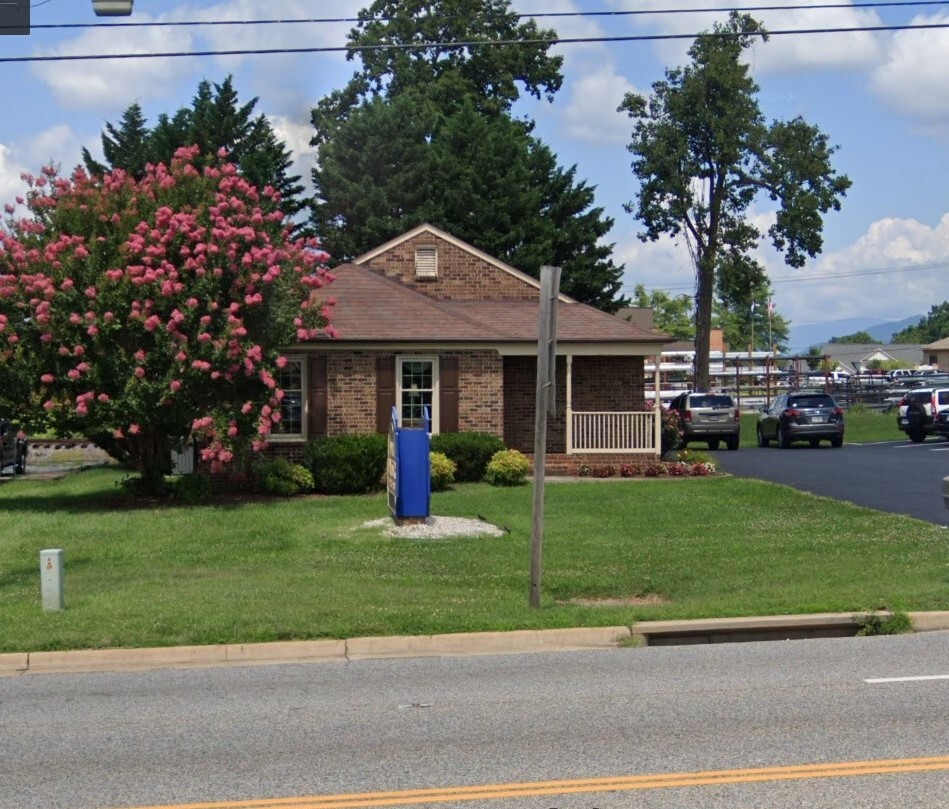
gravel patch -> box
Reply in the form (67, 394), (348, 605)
(363, 515), (507, 539)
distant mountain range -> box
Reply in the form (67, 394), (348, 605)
(787, 315), (923, 353)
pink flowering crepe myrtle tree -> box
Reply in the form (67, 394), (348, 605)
(0, 145), (335, 494)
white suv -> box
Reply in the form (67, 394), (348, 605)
(897, 388), (949, 443)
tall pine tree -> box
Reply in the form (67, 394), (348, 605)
(83, 76), (306, 223)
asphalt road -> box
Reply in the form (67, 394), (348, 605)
(715, 437), (949, 526)
(2, 634), (948, 809)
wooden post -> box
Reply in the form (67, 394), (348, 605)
(530, 266), (560, 608)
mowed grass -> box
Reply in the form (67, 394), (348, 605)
(1, 465), (946, 653)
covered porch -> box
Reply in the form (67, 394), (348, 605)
(502, 352), (663, 457)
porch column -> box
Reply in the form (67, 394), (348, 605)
(653, 355), (661, 453)
(565, 354), (574, 454)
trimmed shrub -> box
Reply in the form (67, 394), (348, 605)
(430, 451), (457, 492)
(253, 457), (315, 497)
(170, 472), (212, 503)
(484, 449), (531, 486)
(303, 433), (388, 495)
(430, 431), (506, 482)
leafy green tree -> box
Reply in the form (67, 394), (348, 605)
(310, 0), (627, 310)
(891, 302), (949, 344)
(715, 294), (789, 354)
(83, 76), (306, 223)
(805, 345), (824, 371)
(0, 150), (331, 494)
(619, 12), (851, 389)
(631, 284), (694, 341)
(829, 330), (875, 344)
(311, 0), (563, 141)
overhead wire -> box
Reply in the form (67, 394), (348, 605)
(18, 1), (949, 29)
(3, 20), (949, 63)
(627, 262), (949, 296)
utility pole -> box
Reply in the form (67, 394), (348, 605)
(530, 266), (560, 608)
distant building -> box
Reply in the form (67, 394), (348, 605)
(815, 343), (925, 374)
(923, 337), (949, 370)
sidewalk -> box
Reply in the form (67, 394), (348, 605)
(3, 611), (948, 677)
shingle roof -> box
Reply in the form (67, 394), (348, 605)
(314, 264), (667, 346)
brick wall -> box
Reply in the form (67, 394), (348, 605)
(457, 352), (504, 435)
(362, 233), (539, 301)
(327, 352), (380, 435)
(265, 350), (507, 441)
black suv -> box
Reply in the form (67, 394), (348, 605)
(668, 391), (740, 451)
(897, 388), (949, 443)
(0, 419), (27, 476)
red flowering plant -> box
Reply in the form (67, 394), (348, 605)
(0, 146), (333, 494)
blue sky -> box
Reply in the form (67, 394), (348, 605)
(3, 0), (949, 351)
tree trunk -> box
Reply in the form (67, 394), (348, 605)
(134, 433), (172, 496)
(693, 253), (716, 391)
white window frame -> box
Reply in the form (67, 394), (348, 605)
(414, 246), (438, 279)
(269, 356), (306, 441)
(397, 355), (439, 433)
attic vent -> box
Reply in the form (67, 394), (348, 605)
(415, 246), (438, 278)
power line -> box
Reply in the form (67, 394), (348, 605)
(3, 21), (949, 63)
(627, 261), (949, 295)
(20, 2), (949, 29)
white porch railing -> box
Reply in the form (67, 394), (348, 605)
(569, 411), (658, 454)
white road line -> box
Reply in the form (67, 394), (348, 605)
(865, 675), (949, 684)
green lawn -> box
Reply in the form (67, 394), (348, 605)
(1, 464), (945, 653)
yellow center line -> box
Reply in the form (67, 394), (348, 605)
(111, 755), (949, 809)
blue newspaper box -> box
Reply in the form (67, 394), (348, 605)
(387, 406), (431, 520)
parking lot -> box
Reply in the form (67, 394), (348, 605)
(716, 437), (949, 526)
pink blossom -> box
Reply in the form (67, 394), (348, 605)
(170, 380), (182, 392)
(40, 374), (54, 384)
(128, 424), (141, 435)
(97, 393), (110, 403)
(134, 366), (145, 378)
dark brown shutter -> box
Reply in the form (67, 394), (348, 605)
(439, 356), (459, 433)
(376, 355), (396, 433)
(307, 356), (328, 438)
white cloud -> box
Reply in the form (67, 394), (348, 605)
(0, 143), (25, 205)
(606, 0), (882, 73)
(612, 211), (949, 328)
(561, 67), (639, 145)
(191, 0), (361, 67)
(0, 126), (90, 206)
(267, 113), (317, 191)
(775, 215), (949, 324)
(31, 14), (198, 111)
(871, 13), (949, 126)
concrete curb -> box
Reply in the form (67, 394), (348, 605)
(2, 612), (947, 677)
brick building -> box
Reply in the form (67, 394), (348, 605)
(269, 224), (670, 474)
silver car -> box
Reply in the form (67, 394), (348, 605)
(668, 392), (740, 451)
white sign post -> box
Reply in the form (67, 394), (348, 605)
(40, 549), (64, 611)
